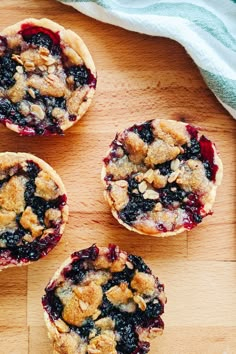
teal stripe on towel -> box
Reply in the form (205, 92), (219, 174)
(200, 68), (236, 110)
(61, 1), (236, 51)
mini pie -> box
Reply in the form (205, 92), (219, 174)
(0, 152), (68, 270)
(0, 18), (96, 135)
(102, 119), (223, 237)
(42, 244), (166, 354)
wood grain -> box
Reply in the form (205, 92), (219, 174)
(0, 0), (235, 353)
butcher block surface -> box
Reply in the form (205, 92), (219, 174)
(0, 1), (235, 353)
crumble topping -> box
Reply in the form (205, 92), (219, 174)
(0, 18), (97, 135)
(35, 170), (60, 200)
(42, 245), (166, 354)
(0, 152), (68, 269)
(0, 175), (27, 213)
(103, 119), (223, 236)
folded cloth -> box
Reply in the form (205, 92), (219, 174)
(58, 0), (236, 118)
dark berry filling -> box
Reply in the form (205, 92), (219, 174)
(0, 94), (66, 135)
(0, 36), (7, 53)
(128, 254), (151, 274)
(72, 244), (99, 262)
(20, 25), (61, 53)
(63, 245), (99, 283)
(199, 135), (218, 181)
(154, 161), (171, 175)
(178, 138), (201, 161)
(116, 320), (138, 353)
(63, 258), (88, 284)
(0, 230), (23, 248)
(66, 65), (89, 88)
(42, 289), (63, 321)
(69, 318), (97, 339)
(186, 124), (198, 139)
(4, 228), (62, 262)
(107, 243), (119, 261)
(130, 121), (154, 144)
(182, 192), (204, 229)
(118, 177), (156, 225)
(159, 183), (187, 208)
(26, 32), (53, 50)
(0, 52), (18, 89)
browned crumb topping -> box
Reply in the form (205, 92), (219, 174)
(62, 283), (103, 327)
(0, 175), (27, 213)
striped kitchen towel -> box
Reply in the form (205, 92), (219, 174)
(59, 0), (236, 118)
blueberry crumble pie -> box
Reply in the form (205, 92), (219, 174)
(102, 119), (223, 237)
(0, 152), (68, 269)
(0, 18), (96, 135)
(42, 244), (166, 354)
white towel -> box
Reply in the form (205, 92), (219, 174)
(58, 0), (236, 119)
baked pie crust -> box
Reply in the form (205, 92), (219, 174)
(0, 152), (68, 269)
(42, 245), (166, 354)
(0, 18), (96, 135)
(102, 119), (223, 237)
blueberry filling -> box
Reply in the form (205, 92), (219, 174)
(199, 135), (218, 181)
(119, 177), (156, 225)
(178, 135), (217, 181)
(182, 192), (203, 228)
(26, 32), (53, 50)
(178, 138), (201, 161)
(0, 98), (28, 126)
(130, 121), (154, 144)
(102, 267), (135, 292)
(119, 194), (156, 225)
(66, 65), (91, 88)
(116, 320), (138, 353)
(21, 25), (61, 54)
(186, 124), (198, 139)
(0, 52), (18, 89)
(63, 259), (88, 284)
(0, 94), (66, 135)
(69, 318), (97, 339)
(0, 230), (23, 248)
(159, 183), (187, 208)
(0, 36), (7, 52)
(107, 243), (119, 261)
(42, 290), (63, 321)
(5, 230), (61, 262)
(128, 254), (151, 274)
(154, 161), (171, 175)
(72, 244), (100, 262)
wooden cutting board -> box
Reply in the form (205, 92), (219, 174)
(0, 1), (235, 353)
